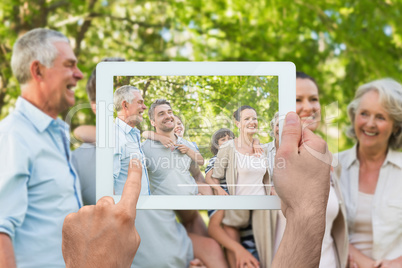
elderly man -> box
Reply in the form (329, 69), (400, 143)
(0, 28), (83, 267)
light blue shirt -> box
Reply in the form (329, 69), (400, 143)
(0, 97), (82, 268)
(113, 117), (150, 195)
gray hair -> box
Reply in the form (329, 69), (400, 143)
(11, 28), (69, 85)
(148, 99), (172, 121)
(346, 78), (402, 149)
(113, 85), (141, 112)
(269, 112), (280, 138)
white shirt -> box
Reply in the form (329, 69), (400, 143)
(337, 145), (402, 260)
(235, 150), (267, 196)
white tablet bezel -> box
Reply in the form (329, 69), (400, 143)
(96, 62), (295, 209)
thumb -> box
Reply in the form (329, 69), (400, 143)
(277, 112), (301, 157)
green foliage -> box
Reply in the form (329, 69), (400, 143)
(1, 0), (401, 153)
(116, 75), (278, 159)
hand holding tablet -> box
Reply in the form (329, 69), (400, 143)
(62, 112), (332, 267)
(62, 159), (142, 268)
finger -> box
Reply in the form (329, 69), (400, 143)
(300, 127), (331, 164)
(277, 112), (301, 157)
(96, 196), (115, 207)
(118, 158), (142, 218)
(373, 260), (383, 267)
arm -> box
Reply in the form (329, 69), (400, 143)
(142, 131), (175, 149)
(205, 169), (228, 196)
(208, 211), (260, 268)
(0, 134), (29, 268)
(189, 165), (212, 195)
(176, 210), (208, 237)
(252, 138), (264, 156)
(0, 233), (16, 268)
(374, 256), (402, 268)
(272, 112), (332, 268)
(176, 144), (205, 166)
(73, 125), (96, 143)
(348, 244), (375, 267)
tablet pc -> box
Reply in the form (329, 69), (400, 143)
(96, 62), (295, 209)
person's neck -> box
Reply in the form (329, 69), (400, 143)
(357, 144), (388, 167)
(156, 129), (176, 141)
(21, 85), (58, 119)
(236, 133), (254, 148)
(117, 114), (136, 128)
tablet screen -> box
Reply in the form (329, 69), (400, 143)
(97, 62), (295, 209)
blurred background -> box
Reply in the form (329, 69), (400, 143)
(1, 0), (401, 153)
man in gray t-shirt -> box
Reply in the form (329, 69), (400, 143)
(142, 99), (227, 267)
(142, 137), (199, 195)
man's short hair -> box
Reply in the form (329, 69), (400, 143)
(86, 57), (125, 102)
(11, 28), (69, 85)
(113, 85), (141, 112)
(148, 99), (172, 121)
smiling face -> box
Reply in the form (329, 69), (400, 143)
(296, 78), (321, 131)
(174, 116), (185, 137)
(354, 90), (394, 151)
(151, 104), (175, 133)
(124, 91), (147, 127)
(39, 41), (83, 116)
(236, 108), (258, 136)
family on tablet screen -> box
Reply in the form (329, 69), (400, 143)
(1, 28), (402, 268)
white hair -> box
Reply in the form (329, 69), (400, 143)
(347, 78), (402, 149)
(113, 85), (141, 112)
(11, 28), (69, 85)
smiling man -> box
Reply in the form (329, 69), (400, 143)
(0, 28), (83, 267)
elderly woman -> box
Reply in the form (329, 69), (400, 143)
(274, 72), (348, 268)
(337, 78), (402, 267)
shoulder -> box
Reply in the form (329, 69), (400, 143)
(0, 111), (32, 134)
(72, 143), (95, 158)
(334, 147), (355, 165)
(179, 137), (195, 149)
(141, 139), (152, 149)
(0, 113), (35, 149)
(219, 139), (235, 149)
(216, 139), (235, 157)
(387, 149), (402, 169)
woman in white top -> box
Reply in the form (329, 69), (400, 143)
(209, 105), (274, 268)
(337, 78), (402, 267)
(274, 72), (348, 268)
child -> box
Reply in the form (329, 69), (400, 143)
(207, 128), (264, 268)
(204, 128), (234, 195)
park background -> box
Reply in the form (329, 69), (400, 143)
(1, 0), (401, 157)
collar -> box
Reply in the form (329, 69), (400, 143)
(343, 144), (358, 169)
(384, 148), (402, 169)
(269, 140), (276, 152)
(344, 143), (402, 169)
(15, 97), (65, 133)
(115, 117), (140, 135)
